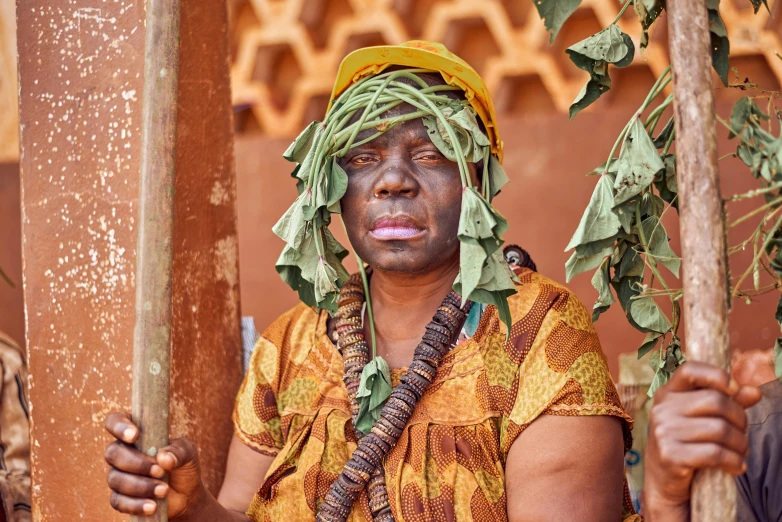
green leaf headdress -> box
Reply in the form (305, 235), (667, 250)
(273, 42), (518, 332)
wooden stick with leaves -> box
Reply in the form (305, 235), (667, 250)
(536, 0), (780, 392)
(667, 0), (734, 518)
(534, 0), (779, 518)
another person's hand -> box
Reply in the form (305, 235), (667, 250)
(104, 412), (206, 518)
(644, 362), (763, 522)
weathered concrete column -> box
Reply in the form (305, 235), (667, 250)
(16, 1), (242, 519)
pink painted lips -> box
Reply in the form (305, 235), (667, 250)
(370, 216), (425, 240)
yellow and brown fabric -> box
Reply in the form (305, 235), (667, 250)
(234, 269), (639, 522)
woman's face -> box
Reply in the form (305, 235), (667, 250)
(339, 110), (477, 275)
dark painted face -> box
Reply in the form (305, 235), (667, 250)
(339, 108), (478, 275)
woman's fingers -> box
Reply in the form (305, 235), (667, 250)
(104, 412), (139, 444)
(106, 468), (169, 499)
(105, 441), (166, 479)
(157, 437), (199, 472)
(109, 491), (159, 515)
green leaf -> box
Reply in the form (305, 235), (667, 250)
(327, 158), (348, 213)
(566, 174), (623, 251)
(454, 250), (518, 337)
(568, 24), (630, 62)
(459, 238), (488, 308)
(272, 191), (311, 250)
(566, 25), (635, 118)
(641, 216), (681, 277)
(566, 240), (614, 282)
(614, 117), (666, 205)
(655, 154), (679, 211)
(775, 337), (782, 381)
(283, 121), (321, 163)
(708, 5), (730, 87)
(617, 244), (645, 279)
(614, 197), (639, 234)
(294, 124), (326, 185)
(638, 331), (662, 359)
(487, 156), (510, 201)
(534, 0), (583, 43)
(591, 258), (615, 322)
(613, 276), (642, 314)
(315, 256), (340, 305)
(355, 356), (393, 435)
(629, 296), (672, 334)
(423, 106), (489, 164)
(653, 117), (675, 149)
(729, 97), (769, 139)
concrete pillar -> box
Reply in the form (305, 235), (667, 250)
(16, 1), (241, 519)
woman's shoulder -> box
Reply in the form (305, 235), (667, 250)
(475, 268), (595, 342)
(258, 302), (324, 350)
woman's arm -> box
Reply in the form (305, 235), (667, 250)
(505, 415), (625, 522)
(215, 435), (275, 517)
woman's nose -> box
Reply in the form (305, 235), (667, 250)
(373, 159), (420, 199)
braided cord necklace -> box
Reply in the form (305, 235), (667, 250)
(316, 274), (472, 522)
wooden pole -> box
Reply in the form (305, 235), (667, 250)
(666, 0), (735, 520)
(132, 0), (181, 521)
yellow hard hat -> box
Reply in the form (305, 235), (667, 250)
(327, 40), (504, 162)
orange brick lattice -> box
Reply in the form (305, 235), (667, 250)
(228, 0), (782, 137)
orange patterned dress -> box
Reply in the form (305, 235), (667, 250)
(234, 269), (640, 521)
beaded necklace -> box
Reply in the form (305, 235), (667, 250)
(316, 274), (472, 522)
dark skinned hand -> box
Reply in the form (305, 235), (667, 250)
(104, 412), (206, 518)
(644, 361), (763, 522)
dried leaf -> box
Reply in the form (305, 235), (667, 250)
(634, 0), (664, 49)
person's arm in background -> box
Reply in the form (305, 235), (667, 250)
(0, 332), (31, 522)
(643, 362), (762, 522)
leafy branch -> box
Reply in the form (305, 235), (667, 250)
(535, 0), (780, 393)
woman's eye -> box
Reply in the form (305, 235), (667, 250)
(416, 152), (442, 161)
(351, 156), (374, 165)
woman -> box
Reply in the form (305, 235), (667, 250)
(104, 41), (637, 522)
